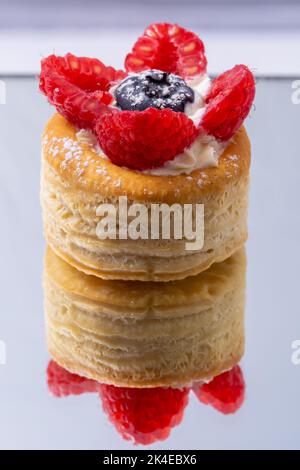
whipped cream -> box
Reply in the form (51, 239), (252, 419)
(143, 136), (225, 176)
(184, 75), (211, 126)
(76, 74), (226, 176)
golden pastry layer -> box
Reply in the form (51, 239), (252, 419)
(44, 246), (246, 387)
(41, 113), (250, 281)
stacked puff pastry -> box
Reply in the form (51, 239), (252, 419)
(40, 23), (254, 387)
(41, 117), (249, 386)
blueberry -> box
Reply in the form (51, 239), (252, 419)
(114, 69), (194, 112)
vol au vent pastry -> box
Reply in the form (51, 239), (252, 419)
(44, 247), (246, 387)
(40, 22), (255, 281)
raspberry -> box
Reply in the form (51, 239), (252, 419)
(47, 360), (98, 397)
(39, 54), (125, 128)
(193, 365), (245, 414)
(95, 107), (198, 170)
(39, 33), (255, 171)
(200, 64), (255, 140)
(99, 384), (189, 445)
(125, 23), (207, 78)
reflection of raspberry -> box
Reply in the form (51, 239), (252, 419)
(39, 54), (125, 128)
(125, 23), (207, 78)
(47, 360), (98, 397)
(193, 365), (245, 414)
(99, 384), (190, 445)
(200, 64), (255, 141)
(95, 107), (198, 170)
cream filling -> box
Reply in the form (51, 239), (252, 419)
(142, 136), (225, 176)
(76, 74), (226, 176)
(185, 74), (211, 126)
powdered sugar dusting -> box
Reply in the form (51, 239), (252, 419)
(42, 131), (108, 182)
(196, 173), (209, 188)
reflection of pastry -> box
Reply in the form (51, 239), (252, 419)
(44, 247), (246, 387)
(40, 23), (255, 282)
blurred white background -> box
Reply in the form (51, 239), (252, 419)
(1, 0), (300, 76)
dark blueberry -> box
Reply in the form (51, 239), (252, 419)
(114, 69), (194, 112)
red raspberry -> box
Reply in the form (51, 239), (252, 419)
(99, 384), (189, 445)
(95, 107), (198, 170)
(125, 23), (207, 78)
(39, 54), (125, 128)
(47, 360), (98, 397)
(193, 365), (245, 414)
(200, 64), (255, 141)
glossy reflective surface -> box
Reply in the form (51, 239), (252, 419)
(0, 78), (299, 449)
